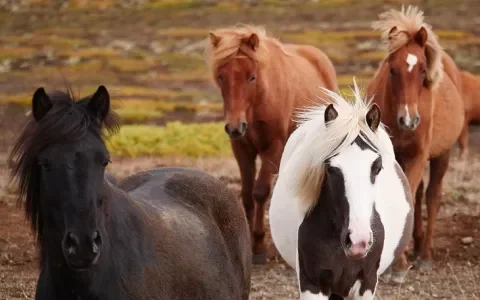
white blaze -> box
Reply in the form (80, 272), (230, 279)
(404, 104), (411, 124)
(406, 53), (418, 72)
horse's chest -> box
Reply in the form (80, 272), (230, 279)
(247, 121), (281, 152)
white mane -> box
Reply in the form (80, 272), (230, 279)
(280, 79), (395, 214)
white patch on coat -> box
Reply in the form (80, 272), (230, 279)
(406, 53), (418, 72)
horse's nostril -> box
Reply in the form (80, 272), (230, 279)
(413, 115), (420, 126)
(64, 232), (79, 255)
(92, 231), (102, 254)
(344, 230), (352, 248)
(224, 124), (230, 135)
(398, 116), (405, 125)
(240, 121), (248, 133)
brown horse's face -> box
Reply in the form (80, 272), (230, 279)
(388, 29), (428, 131)
(216, 57), (258, 139)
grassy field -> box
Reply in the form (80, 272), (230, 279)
(0, 1), (479, 299)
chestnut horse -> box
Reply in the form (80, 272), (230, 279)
(205, 25), (337, 263)
(457, 71), (480, 157)
(367, 6), (464, 283)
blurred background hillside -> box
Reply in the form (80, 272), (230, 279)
(1, 0), (480, 157)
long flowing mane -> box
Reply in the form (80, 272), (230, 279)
(372, 5), (444, 89)
(8, 88), (120, 242)
(280, 80), (395, 213)
(204, 24), (292, 81)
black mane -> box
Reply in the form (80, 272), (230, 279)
(8, 88), (120, 242)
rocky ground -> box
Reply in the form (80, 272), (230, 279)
(0, 1), (479, 299)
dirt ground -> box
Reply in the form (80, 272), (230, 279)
(0, 1), (479, 299)
(1, 153), (479, 300)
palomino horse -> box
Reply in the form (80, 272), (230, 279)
(457, 71), (480, 157)
(9, 86), (252, 300)
(205, 24), (337, 263)
(269, 81), (413, 299)
(367, 6), (464, 281)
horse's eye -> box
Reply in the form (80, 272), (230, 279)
(389, 68), (396, 76)
(421, 69), (427, 77)
(102, 159), (110, 168)
(217, 75), (224, 82)
(371, 158), (383, 176)
(98, 196), (106, 206)
(249, 75), (256, 82)
(38, 159), (51, 171)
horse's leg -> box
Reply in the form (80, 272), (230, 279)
(457, 118), (469, 159)
(413, 179), (425, 258)
(252, 140), (284, 264)
(417, 150), (451, 270)
(391, 153), (427, 283)
(347, 277), (377, 300)
(232, 140), (257, 234)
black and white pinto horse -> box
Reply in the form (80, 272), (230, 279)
(269, 80), (414, 299)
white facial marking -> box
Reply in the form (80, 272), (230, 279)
(406, 53), (418, 73)
(329, 142), (378, 246)
(404, 104), (411, 125)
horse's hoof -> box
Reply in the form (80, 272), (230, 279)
(252, 253), (267, 265)
(415, 259), (433, 271)
(390, 271), (408, 285)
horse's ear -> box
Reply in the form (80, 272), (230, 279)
(243, 33), (259, 51)
(88, 85), (110, 122)
(414, 27), (428, 47)
(366, 103), (381, 132)
(32, 87), (53, 122)
(388, 26), (397, 40)
(209, 32), (221, 47)
(324, 104), (338, 125)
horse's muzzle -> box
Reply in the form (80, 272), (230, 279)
(62, 230), (102, 271)
(397, 112), (420, 131)
(225, 121), (247, 139)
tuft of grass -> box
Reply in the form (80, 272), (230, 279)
(26, 36), (89, 49)
(113, 99), (222, 113)
(107, 57), (157, 73)
(59, 47), (122, 59)
(281, 30), (381, 44)
(147, 0), (204, 10)
(358, 51), (386, 61)
(0, 46), (36, 60)
(116, 107), (164, 123)
(153, 69), (210, 82)
(156, 27), (208, 39)
(157, 53), (206, 73)
(106, 122), (231, 157)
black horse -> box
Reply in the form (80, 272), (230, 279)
(9, 85), (252, 300)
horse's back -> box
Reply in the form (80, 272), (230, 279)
(442, 51), (462, 95)
(285, 43), (337, 91)
(117, 167), (251, 300)
(460, 71), (480, 121)
(431, 72), (465, 157)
